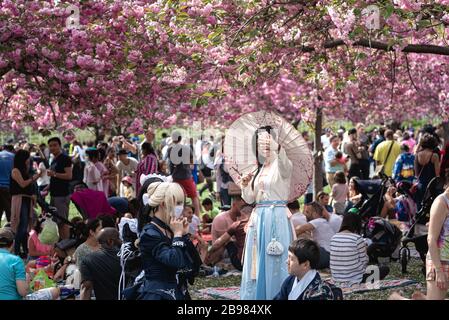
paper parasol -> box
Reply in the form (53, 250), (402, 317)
(223, 111), (313, 201)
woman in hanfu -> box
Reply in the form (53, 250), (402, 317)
(239, 126), (297, 300)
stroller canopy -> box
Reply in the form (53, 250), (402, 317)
(71, 189), (116, 219)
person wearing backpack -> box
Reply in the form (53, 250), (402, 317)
(274, 239), (343, 300)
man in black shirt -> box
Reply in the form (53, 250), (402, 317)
(80, 228), (122, 300)
(47, 137), (73, 239)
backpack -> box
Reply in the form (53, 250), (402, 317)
(395, 195), (416, 223)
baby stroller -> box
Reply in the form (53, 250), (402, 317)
(353, 173), (393, 220)
(364, 216), (403, 264)
(399, 177), (445, 274)
(70, 183), (116, 220)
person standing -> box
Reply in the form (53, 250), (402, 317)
(356, 123), (370, 180)
(345, 128), (363, 179)
(324, 136), (343, 188)
(0, 145), (14, 223)
(10, 150), (42, 256)
(373, 130), (402, 177)
(392, 144), (415, 183)
(239, 127), (295, 300)
(414, 133), (440, 211)
(135, 142), (158, 196)
(47, 137), (73, 240)
(103, 148), (118, 197)
(116, 149), (138, 198)
(167, 131), (201, 216)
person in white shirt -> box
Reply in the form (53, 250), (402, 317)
(288, 200), (307, 229)
(321, 128), (332, 151)
(296, 202), (336, 269)
(36, 160), (50, 193)
(116, 149), (139, 197)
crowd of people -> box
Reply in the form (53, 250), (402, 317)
(0, 120), (448, 300)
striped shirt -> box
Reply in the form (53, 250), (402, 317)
(330, 232), (368, 284)
(135, 154), (158, 195)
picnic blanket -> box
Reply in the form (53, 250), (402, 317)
(192, 279), (418, 300)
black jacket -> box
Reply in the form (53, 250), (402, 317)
(137, 219), (191, 300)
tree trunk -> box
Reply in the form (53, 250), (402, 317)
(313, 107), (323, 199)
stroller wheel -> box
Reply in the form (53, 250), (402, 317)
(399, 247), (410, 274)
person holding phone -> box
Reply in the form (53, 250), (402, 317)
(135, 181), (195, 300)
(10, 150), (42, 257)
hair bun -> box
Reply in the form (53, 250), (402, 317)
(146, 181), (163, 198)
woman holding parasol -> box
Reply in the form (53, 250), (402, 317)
(224, 111), (313, 300)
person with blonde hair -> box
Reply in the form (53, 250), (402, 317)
(135, 181), (196, 300)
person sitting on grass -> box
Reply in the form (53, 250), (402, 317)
(296, 202), (336, 269)
(330, 213), (389, 286)
(73, 218), (102, 269)
(0, 227), (28, 300)
(200, 198), (217, 234)
(182, 205), (208, 261)
(274, 239), (341, 300)
(289, 200), (308, 230)
(28, 218), (55, 260)
(204, 204), (253, 271)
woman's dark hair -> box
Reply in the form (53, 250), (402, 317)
(334, 171), (346, 184)
(288, 239), (320, 269)
(419, 133), (438, 151)
(14, 149), (31, 179)
(97, 215), (115, 228)
(338, 213), (362, 234)
(137, 176), (164, 232)
(252, 125), (274, 191)
(141, 142), (155, 156)
(83, 218), (101, 238)
(349, 177), (360, 193)
(85, 148), (99, 161)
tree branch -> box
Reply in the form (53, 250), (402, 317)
(299, 39), (449, 56)
(405, 54), (420, 91)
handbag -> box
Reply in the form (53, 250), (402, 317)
(410, 154), (432, 195)
(266, 208), (284, 256)
(374, 141), (394, 176)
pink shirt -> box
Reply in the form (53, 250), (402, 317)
(211, 211), (236, 242)
(28, 230), (53, 256)
(332, 183), (349, 203)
